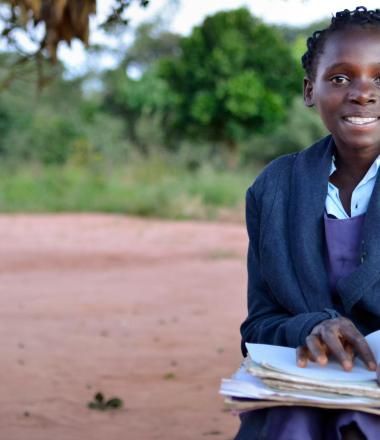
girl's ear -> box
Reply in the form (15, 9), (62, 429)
(303, 77), (315, 107)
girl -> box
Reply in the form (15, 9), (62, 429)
(236, 7), (380, 440)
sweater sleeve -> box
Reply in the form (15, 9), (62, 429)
(240, 184), (337, 356)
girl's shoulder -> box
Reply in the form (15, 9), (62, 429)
(248, 152), (298, 202)
(248, 135), (332, 198)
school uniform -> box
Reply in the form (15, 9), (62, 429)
(236, 135), (380, 439)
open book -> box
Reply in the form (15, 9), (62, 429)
(220, 329), (380, 414)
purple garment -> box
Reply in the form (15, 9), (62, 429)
(324, 213), (365, 292)
(261, 214), (380, 440)
(264, 407), (380, 439)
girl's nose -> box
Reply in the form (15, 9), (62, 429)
(348, 81), (377, 105)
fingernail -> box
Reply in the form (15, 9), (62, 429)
(369, 361), (377, 371)
(317, 356), (327, 365)
(343, 360), (352, 371)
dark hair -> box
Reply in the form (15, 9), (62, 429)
(302, 6), (380, 79)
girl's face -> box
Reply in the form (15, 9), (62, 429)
(304, 27), (380, 154)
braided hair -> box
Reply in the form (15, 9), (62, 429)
(302, 6), (380, 79)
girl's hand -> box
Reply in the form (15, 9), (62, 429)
(296, 317), (376, 372)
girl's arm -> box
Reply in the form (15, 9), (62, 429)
(240, 185), (336, 355)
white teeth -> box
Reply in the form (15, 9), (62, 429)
(345, 116), (378, 125)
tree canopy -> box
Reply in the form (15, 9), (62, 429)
(158, 8), (303, 151)
(0, 6), (327, 169)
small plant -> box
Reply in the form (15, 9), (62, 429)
(87, 392), (123, 411)
(163, 372), (176, 380)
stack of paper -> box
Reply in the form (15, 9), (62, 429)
(220, 329), (380, 414)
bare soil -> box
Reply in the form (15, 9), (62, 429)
(0, 214), (247, 440)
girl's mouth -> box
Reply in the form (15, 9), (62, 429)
(343, 116), (379, 125)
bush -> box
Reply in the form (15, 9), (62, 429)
(241, 97), (328, 163)
(0, 156), (257, 219)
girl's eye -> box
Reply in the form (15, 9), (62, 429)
(374, 76), (380, 85)
(330, 76), (349, 85)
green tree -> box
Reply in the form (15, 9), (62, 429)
(0, 55), (127, 166)
(242, 97), (327, 163)
(158, 8), (303, 161)
(123, 21), (181, 73)
(0, 68), (84, 164)
(275, 19), (330, 63)
(103, 64), (175, 155)
(102, 20), (180, 154)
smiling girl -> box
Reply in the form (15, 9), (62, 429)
(236, 7), (380, 440)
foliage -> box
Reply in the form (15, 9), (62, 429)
(0, 156), (255, 219)
(0, 14), (335, 219)
(276, 19), (330, 44)
(0, 61), (127, 165)
(100, 19), (181, 154)
(0, 0), (149, 61)
(242, 97), (328, 163)
(276, 19), (330, 64)
(87, 392), (123, 411)
(158, 8), (303, 154)
(102, 63), (175, 154)
(122, 21), (181, 73)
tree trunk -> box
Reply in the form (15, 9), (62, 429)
(224, 138), (239, 169)
(126, 113), (148, 156)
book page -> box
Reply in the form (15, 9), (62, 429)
(221, 366), (380, 404)
(364, 329), (380, 362)
(245, 342), (377, 383)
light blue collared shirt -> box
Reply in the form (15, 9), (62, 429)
(326, 156), (380, 219)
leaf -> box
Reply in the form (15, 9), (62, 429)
(88, 393), (123, 411)
(94, 392), (104, 403)
(87, 402), (99, 409)
(105, 397), (123, 409)
(163, 372), (176, 380)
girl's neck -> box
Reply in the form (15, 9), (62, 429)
(333, 148), (379, 183)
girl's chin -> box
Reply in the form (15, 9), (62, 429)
(334, 132), (380, 151)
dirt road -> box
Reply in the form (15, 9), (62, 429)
(0, 214), (247, 440)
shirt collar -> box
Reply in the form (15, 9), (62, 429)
(329, 154), (380, 183)
(329, 156), (336, 177)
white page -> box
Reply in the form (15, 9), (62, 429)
(220, 366), (380, 405)
(245, 342), (377, 382)
(363, 329), (380, 361)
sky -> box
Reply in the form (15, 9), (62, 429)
(58, 0), (380, 74)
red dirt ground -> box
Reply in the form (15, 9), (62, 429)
(0, 214), (247, 440)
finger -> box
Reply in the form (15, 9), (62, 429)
(322, 330), (352, 371)
(296, 346), (310, 368)
(344, 331), (377, 371)
(305, 334), (328, 365)
(343, 343), (354, 362)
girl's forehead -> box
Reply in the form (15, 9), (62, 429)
(318, 27), (380, 69)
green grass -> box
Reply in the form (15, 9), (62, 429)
(0, 158), (259, 220)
